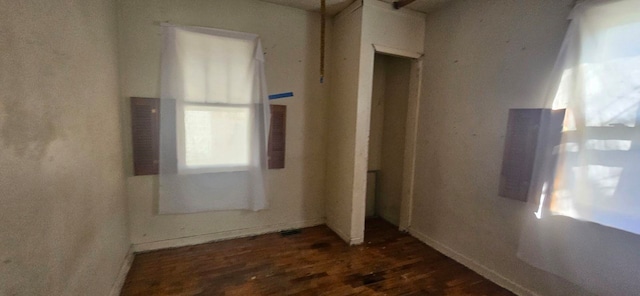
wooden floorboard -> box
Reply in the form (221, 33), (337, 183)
(121, 218), (515, 295)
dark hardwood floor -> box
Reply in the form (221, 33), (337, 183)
(121, 218), (514, 295)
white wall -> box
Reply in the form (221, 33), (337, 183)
(367, 54), (411, 225)
(368, 56), (386, 172)
(326, 0), (425, 244)
(118, 0), (328, 251)
(0, 0), (130, 295)
(353, 0), (425, 242)
(365, 54), (387, 217)
(325, 0), (363, 244)
(377, 55), (411, 226)
(409, 0), (640, 295)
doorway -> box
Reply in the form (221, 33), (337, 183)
(365, 53), (413, 230)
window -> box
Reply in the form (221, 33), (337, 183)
(180, 103), (252, 173)
(536, 0), (640, 235)
(163, 26), (261, 175)
(157, 24), (269, 213)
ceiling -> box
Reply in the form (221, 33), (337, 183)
(378, 0), (452, 14)
(260, 0), (452, 16)
(261, 0), (354, 16)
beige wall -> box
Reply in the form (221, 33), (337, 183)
(366, 55), (386, 217)
(352, 0), (425, 241)
(0, 0), (129, 295)
(409, 0), (640, 295)
(118, 0), (328, 251)
(367, 56), (386, 172)
(325, 0), (363, 244)
(377, 55), (411, 226)
(367, 54), (411, 225)
(326, 0), (425, 244)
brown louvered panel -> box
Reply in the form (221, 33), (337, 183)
(268, 105), (286, 169)
(499, 109), (544, 202)
(131, 97), (160, 175)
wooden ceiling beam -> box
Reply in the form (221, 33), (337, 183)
(393, 0), (417, 9)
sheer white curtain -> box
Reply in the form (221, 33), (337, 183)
(158, 24), (270, 213)
(519, 1), (640, 293)
(530, 0), (640, 234)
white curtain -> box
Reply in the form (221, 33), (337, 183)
(158, 24), (270, 213)
(530, 0), (640, 234)
(518, 1), (640, 294)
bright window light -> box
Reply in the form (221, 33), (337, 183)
(182, 104), (251, 172)
(547, 6), (640, 235)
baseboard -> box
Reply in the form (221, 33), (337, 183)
(350, 236), (364, 245)
(325, 221), (362, 245)
(325, 220), (349, 243)
(112, 221), (529, 295)
(408, 228), (537, 296)
(108, 245), (134, 296)
(133, 218), (326, 253)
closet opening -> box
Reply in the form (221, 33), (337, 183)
(365, 53), (413, 233)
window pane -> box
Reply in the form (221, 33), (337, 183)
(549, 12), (640, 235)
(184, 105), (250, 169)
(176, 30), (255, 104)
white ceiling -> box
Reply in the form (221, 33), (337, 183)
(260, 0), (452, 16)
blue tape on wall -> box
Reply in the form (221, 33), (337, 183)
(269, 92), (294, 100)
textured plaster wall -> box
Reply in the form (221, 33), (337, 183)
(377, 55), (411, 226)
(326, 0), (425, 244)
(408, 0), (634, 295)
(118, 0), (328, 250)
(0, 0), (130, 295)
(365, 55), (386, 217)
(367, 56), (386, 172)
(367, 54), (411, 225)
(352, 0), (425, 241)
(325, 1), (363, 243)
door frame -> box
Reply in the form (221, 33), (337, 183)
(369, 44), (422, 232)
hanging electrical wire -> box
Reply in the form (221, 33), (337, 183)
(320, 0), (326, 83)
